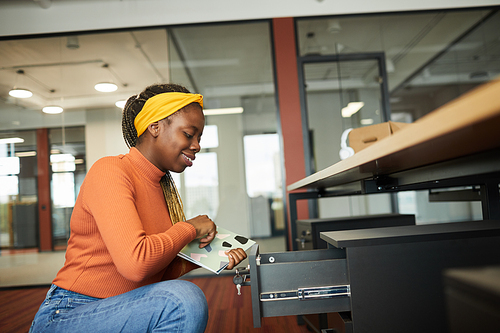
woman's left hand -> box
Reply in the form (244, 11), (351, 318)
(224, 248), (247, 270)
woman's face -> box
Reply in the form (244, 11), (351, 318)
(151, 104), (205, 173)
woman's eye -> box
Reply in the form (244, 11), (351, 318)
(184, 132), (193, 139)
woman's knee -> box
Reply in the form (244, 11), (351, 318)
(152, 280), (208, 331)
(155, 280), (208, 314)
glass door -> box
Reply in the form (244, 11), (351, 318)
(299, 53), (391, 172)
(298, 53), (394, 218)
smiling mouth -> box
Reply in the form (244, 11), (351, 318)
(183, 153), (194, 167)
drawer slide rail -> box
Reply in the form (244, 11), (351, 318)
(260, 285), (351, 301)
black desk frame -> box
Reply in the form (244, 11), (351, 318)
(288, 148), (500, 251)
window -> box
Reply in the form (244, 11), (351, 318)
(50, 126), (86, 249)
(184, 152), (219, 219)
(0, 130), (38, 249)
(244, 134), (281, 198)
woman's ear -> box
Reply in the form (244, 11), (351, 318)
(146, 122), (160, 138)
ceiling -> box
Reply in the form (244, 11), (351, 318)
(298, 9), (500, 91)
(0, 22), (275, 121)
(0, 7), (499, 131)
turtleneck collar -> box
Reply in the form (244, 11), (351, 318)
(127, 147), (166, 186)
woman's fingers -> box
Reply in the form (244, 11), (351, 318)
(185, 215), (217, 241)
(225, 248), (248, 270)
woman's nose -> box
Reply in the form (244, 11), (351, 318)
(191, 141), (201, 153)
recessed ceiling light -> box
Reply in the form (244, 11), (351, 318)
(15, 151), (37, 157)
(0, 137), (24, 144)
(341, 102), (364, 118)
(42, 106), (63, 114)
(9, 88), (33, 98)
(115, 100), (126, 108)
(203, 107), (244, 116)
(95, 82), (118, 92)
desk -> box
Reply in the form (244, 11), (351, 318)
(270, 79), (500, 332)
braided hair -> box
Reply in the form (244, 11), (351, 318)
(122, 83), (193, 224)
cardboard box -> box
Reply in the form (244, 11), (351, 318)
(348, 121), (410, 153)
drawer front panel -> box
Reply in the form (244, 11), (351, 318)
(254, 250), (350, 319)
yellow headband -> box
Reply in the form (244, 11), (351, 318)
(134, 92), (203, 137)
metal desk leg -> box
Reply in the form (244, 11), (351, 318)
(288, 191), (320, 251)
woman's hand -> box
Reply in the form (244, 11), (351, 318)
(225, 248), (247, 270)
(185, 215), (217, 248)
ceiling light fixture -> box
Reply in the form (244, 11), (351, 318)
(0, 137), (25, 144)
(203, 107), (244, 116)
(66, 36), (80, 50)
(42, 106), (64, 114)
(9, 88), (33, 99)
(115, 100), (126, 108)
(94, 82), (118, 92)
(342, 102), (364, 118)
(15, 151), (37, 157)
(94, 63), (126, 93)
(327, 19), (342, 34)
(9, 69), (33, 98)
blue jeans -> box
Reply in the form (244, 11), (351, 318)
(29, 280), (208, 332)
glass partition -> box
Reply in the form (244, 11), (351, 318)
(49, 126), (86, 249)
(297, 8), (500, 223)
(0, 130), (38, 249)
(168, 22), (281, 238)
(297, 8), (498, 121)
(0, 20), (281, 254)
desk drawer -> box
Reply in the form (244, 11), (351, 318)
(249, 245), (350, 328)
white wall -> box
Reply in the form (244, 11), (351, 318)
(85, 107), (128, 170)
(208, 114), (251, 237)
(1, 0), (498, 37)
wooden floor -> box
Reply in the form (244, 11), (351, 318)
(0, 276), (311, 333)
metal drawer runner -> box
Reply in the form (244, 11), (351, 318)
(248, 245), (350, 328)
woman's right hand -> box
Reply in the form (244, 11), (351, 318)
(185, 215), (217, 248)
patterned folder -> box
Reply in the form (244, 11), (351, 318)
(178, 226), (256, 274)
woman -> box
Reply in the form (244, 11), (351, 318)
(29, 83), (247, 332)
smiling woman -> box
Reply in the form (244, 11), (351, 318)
(28, 83), (248, 333)
(122, 84), (205, 223)
(138, 103), (204, 173)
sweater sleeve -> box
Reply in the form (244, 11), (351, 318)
(82, 158), (197, 282)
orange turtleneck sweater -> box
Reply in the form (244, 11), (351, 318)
(53, 147), (198, 298)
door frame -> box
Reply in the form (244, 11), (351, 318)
(296, 52), (393, 218)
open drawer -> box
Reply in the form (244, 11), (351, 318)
(247, 244), (350, 328)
